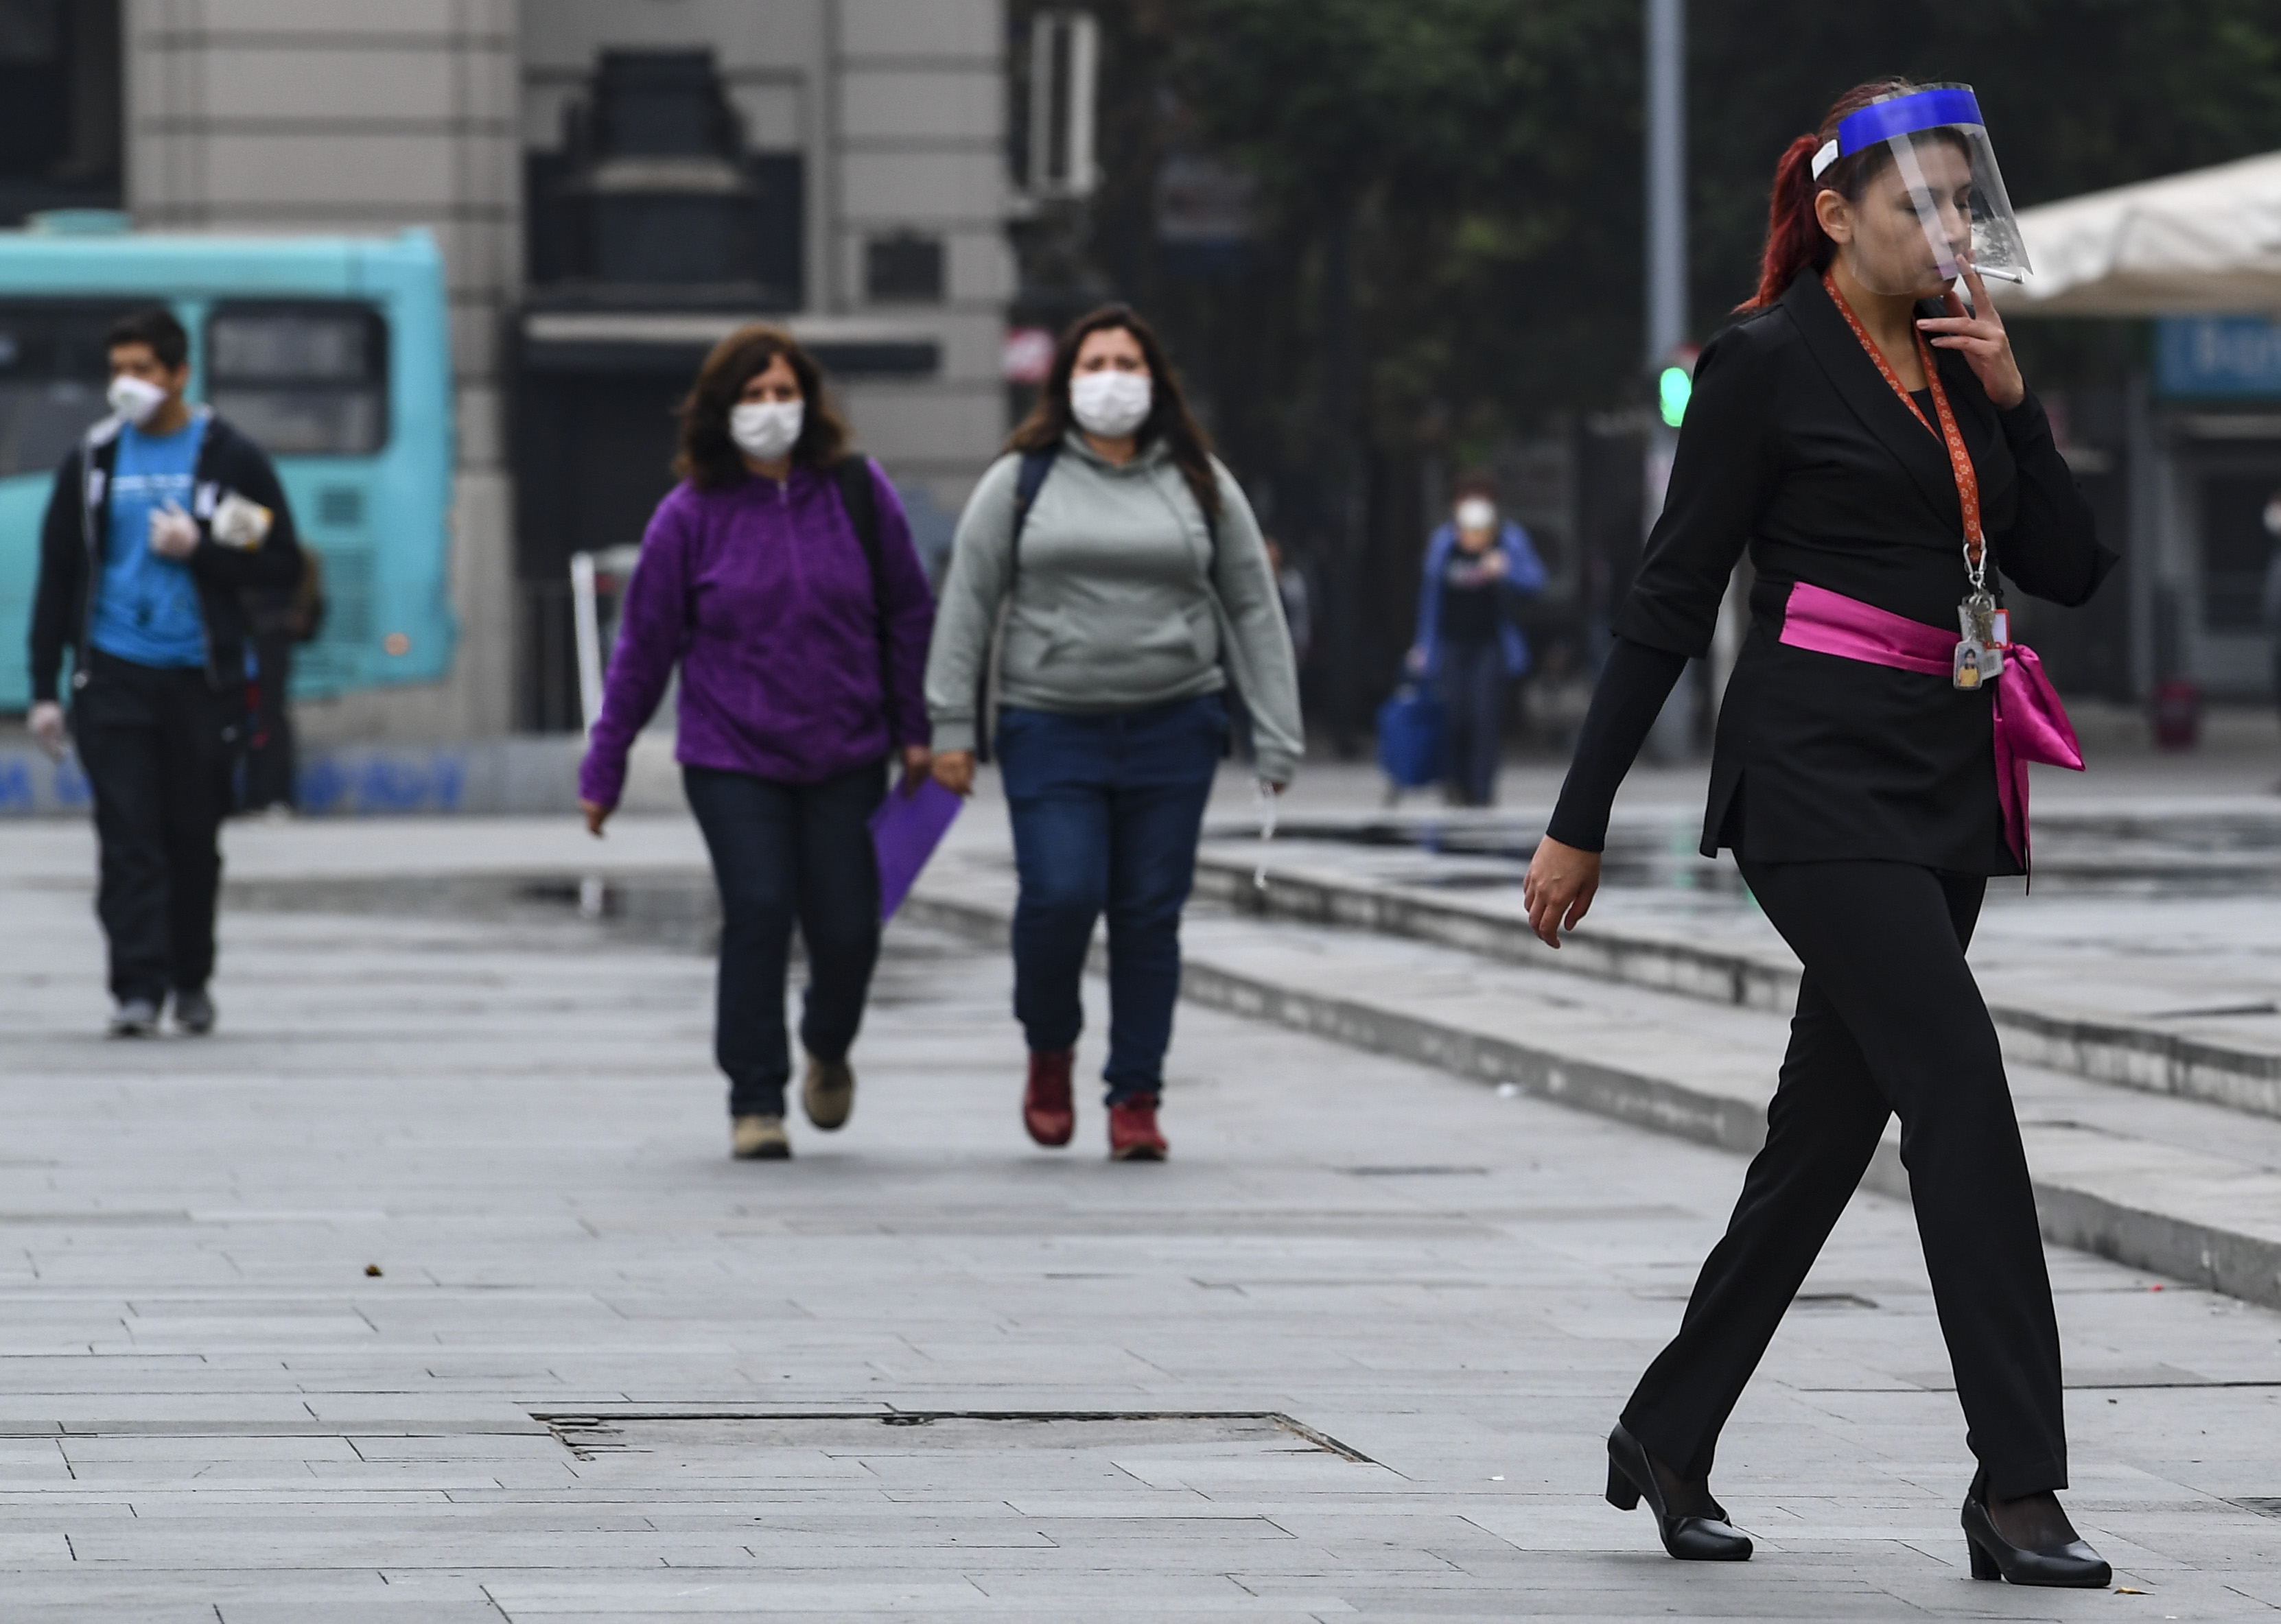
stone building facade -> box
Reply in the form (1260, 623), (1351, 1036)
(117, 0), (1011, 740)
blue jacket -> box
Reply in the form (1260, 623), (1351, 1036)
(1409, 519), (1547, 679)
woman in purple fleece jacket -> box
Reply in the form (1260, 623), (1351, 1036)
(578, 326), (935, 1162)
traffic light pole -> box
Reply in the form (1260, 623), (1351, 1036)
(1640, 0), (1698, 761)
(1645, 0), (1687, 374)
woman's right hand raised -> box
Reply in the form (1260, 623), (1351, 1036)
(931, 751), (975, 797)
(1522, 835), (1602, 949)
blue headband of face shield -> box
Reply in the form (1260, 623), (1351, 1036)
(1835, 86), (1985, 156)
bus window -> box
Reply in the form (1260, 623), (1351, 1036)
(207, 303), (388, 456)
(0, 302), (137, 480)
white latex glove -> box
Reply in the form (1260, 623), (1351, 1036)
(27, 701), (66, 762)
(148, 501), (200, 559)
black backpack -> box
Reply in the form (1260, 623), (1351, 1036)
(970, 445), (1245, 764)
(971, 447), (1061, 763)
(831, 455), (904, 745)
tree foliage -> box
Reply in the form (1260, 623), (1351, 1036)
(1033, 0), (2281, 720)
(1127, 0), (2281, 450)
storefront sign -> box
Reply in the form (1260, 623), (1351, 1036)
(2157, 316), (2281, 399)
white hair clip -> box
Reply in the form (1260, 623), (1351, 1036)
(1810, 139), (1839, 180)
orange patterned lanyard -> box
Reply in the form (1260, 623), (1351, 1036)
(1821, 271), (1986, 580)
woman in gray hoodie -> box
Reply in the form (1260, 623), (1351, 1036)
(926, 305), (1302, 1161)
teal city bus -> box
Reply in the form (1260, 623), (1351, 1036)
(0, 221), (454, 711)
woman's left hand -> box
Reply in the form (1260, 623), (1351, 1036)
(1917, 263), (2024, 409)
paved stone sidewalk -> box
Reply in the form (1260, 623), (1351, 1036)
(3, 830), (2281, 1619)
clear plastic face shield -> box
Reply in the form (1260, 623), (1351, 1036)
(1811, 85), (2028, 299)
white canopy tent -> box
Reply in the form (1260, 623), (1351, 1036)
(1993, 149), (2281, 318)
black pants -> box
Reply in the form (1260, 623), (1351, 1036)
(242, 630), (296, 811)
(1436, 639), (1506, 806)
(73, 652), (239, 1004)
(1620, 858), (2068, 1501)
(683, 760), (886, 1118)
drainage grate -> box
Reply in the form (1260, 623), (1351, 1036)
(534, 1410), (1375, 1464)
(1339, 1166), (1488, 1177)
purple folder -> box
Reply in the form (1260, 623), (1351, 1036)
(869, 777), (963, 920)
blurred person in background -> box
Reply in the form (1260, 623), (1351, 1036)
(1406, 478), (1548, 806)
(27, 307), (304, 1038)
(578, 325), (934, 1162)
(240, 549), (325, 815)
(925, 305), (1301, 1162)
(1265, 537), (1313, 670)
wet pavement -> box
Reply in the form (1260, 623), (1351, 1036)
(3, 807), (2281, 1617)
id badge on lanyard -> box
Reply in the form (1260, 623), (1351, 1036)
(1823, 273), (2001, 691)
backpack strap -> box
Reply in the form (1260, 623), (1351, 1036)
(976, 446), (1060, 764)
(1008, 445), (1058, 583)
(1191, 469), (1246, 762)
(830, 455), (898, 745)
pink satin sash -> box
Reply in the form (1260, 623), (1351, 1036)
(1777, 580), (2083, 868)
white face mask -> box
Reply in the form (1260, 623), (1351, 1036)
(1070, 370), (1153, 439)
(108, 375), (168, 426)
(729, 400), (804, 463)
(1455, 497), (1497, 533)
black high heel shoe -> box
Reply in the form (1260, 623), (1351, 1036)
(1604, 1422), (1753, 1561)
(1960, 1467), (2111, 1588)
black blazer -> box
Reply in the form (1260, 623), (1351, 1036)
(1619, 270), (2117, 873)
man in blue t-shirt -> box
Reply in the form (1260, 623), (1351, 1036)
(90, 403), (209, 668)
(26, 308), (305, 1038)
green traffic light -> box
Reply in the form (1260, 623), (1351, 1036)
(1658, 365), (1691, 427)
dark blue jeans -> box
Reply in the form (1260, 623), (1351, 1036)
(998, 694), (1226, 1105)
(1437, 639), (1507, 807)
(683, 760), (885, 1118)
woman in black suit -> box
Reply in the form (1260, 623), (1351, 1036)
(1525, 80), (2117, 1586)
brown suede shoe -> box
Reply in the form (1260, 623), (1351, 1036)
(731, 1115), (791, 1160)
(802, 1054), (854, 1131)
(1023, 1049), (1075, 1147)
(1108, 1097), (1167, 1162)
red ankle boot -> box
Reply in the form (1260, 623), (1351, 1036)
(1107, 1096), (1167, 1161)
(1023, 1049), (1075, 1147)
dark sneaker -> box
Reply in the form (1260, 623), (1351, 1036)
(173, 988), (215, 1036)
(108, 998), (161, 1038)
(1023, 1049), (1075, 1147)
(1108, 1097), (1167, 1162)
(802, 1054), (854, 1131)
(731, 1114), (791, 1160)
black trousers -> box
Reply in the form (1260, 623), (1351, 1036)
(1620, 858), (2068, 1501)
(1436, 639), (1506, 807)
(73, 652), (239, 1004)
(683, 760), (886, 1118)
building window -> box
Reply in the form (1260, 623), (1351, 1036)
(867, 233), (945, 304)
(525, 50), (804, 308)
(0, 0), (121, 226)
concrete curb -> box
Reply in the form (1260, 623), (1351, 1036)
(902, 883), (2281, 1312)
(1190, 853), (2281, 1124)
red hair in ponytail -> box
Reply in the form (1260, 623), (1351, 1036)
(1738, 79), (1921, 311)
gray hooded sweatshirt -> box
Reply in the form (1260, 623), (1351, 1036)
(924, 431), (1304, 784)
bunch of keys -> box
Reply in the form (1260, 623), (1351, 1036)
(1952, 587), (2008, 692)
